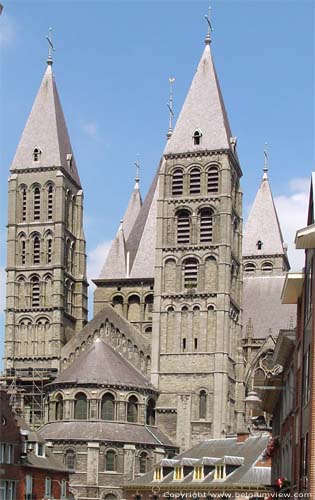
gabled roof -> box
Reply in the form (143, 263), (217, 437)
(54, 337), (152, 389)
(164, 42), (233, 155)
(11, 63), (81, 186)
(243, 173), (286, 258)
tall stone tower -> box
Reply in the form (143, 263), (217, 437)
(151, 33), (245, 449)
(4, 55), (88, 423)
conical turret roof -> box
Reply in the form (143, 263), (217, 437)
(11, 63), (81, 186)
(164, 42), (233, 155)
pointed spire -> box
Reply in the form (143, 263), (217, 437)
(99, 221), (127, 279)
(11, 63), (81, 186)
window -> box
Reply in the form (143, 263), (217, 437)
(105, 450), (117, 472)
(45, 477), (52, 497)
(262, 261), (273, 272)
(47, 237), (53, 264)
(74, 392), (88, 419)
(244, 262), (256, 273)
(25, 475), (33, 500)
(65, 449), (76, 470)
(172, 169), (184, 196)
(207, 166), (219, 193)
(22, 188), (27, 221)
(5, 445), (12, 464)
(256, 240), (263, 250)
(194, 465), (204, 480)
(104, 495), (116, 500)
(55, 394), (64, 421)
(146, 399), (156, 426)
(139, 452), (149, 474)
(21, 239), (26, 265)
(127, 395), (138, 423)
(31, 276), (40, 307)
(144, 294), (154, 320)
(177, 210), (190, 244)
(33, 235), (41, 264)
(214, 464), (226, 480)
(199, 390), (207, 419)
(183, 258), (198, 288)
(300, 434), (309, 486)
(47, 185), (54, 220)
(61, 479), (67, 499)
(193, 130), (202, 146)
(199, 208), (213, 243)
(37, 443), (44, 457)
(101, 393), (115, 421)
(33, 147), (41, 162)
(33, 187), (41, 220)
(174, 466), (183, 480)
(0, 480), (16, 500)
(0, 444), (4, 464)
(302, 347), (311, 406)
(154, 467), (162, 481)
(189, 168), (201, 195)
(182, 338), (186, 351)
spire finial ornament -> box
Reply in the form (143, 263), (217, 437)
(263, 143), (269, 180)
(134, 155), (140, 188)
(204, 6), (213, 45)
(167, 77), (175, 139)
(46, 27), (55, 65)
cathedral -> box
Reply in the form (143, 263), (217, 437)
(2, 21), (295, 500)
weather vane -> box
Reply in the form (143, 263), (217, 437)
(134, 155), (140, 184)
(263, 142), (269, 179)
(167, 77), (175, 139)
(205, 6), (213, 44)
(46, 27), (55, 64)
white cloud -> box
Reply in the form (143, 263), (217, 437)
(0, 13), (16, 47)
(274, 177), (310, 272)
(81, 121), (98, 139)
(87, 240), (112, 288)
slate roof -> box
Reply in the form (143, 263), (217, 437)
(243, 275), (296, 339)
(11, 62), (81, 186)
(127, 435), (271, 486)
(243, 174), (285, 258)
(39, 421), (174, 447)
(54, 337), (153, 389)
(164, 42), (234, 155)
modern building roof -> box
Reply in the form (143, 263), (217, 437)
(164, 41), (234, 156)
(10, 62), (81, 186)
(243, 172), (286, 260)
(243, 275), (296, 339)
(54, 337), (153, 390)
(39, 421), (174, 447)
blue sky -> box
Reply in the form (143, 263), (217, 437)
(0, 0), (314, 363)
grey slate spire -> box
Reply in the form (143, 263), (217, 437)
(10, 63), (81, 186)
(164, 41), (233, 155)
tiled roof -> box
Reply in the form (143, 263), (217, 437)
(10, 63), (81, 186)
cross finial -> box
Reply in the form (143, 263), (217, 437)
(263, 142), (269, 180)
(205, 6), (213, 45)
(46, 27), (55, 65)
(167, 77), (175, 139)
(134, 155), (140, 188)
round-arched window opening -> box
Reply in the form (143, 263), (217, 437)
(244, 263), (256, 274)
(127, 395), (138, 423)
(262, 262), (273, 273)
(193, 130), (202, 146)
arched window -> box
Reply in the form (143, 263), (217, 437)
(176, 210), (190, 244)
(127, 395), (138, 423)
(33, 187), (41, 220)
(139, 452), (149, 474)
(33, 147), (41, 162)
(112, 295), (123, 315)
(101, 393), (115, 421)
(21, 187), (27, 222)
(47, 236), (53, 264)
(47, 185), (54, 220)
(31, 276), (40, 307)
(144, 326), (152, 334)
(127, 295), (140, 322)
(199, 208), (213, 243)
(189, 168), (201, 195)
(64, 449), (76, 470)
(55, 394), (63, 421)
(172, 169), (184, 196)
(104, 495), (117, 500)
(262, 261), (273, 272)
(144, 294), (154, 321)
(207, 166), (219, 194)
(19, 236), (26, 265)
(183, 258), (198, 288)
(74, 393), (87, 420)
(70, 242), (75, 273)
(105, 450), (117, 472)
(193, 130), (202, 146)
(33, 235), (41, 264)
(244, 262), (256, 274)
(146, 399), (156, 426)
(199, 390), (207, 419)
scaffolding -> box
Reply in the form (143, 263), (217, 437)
(1, 367), (58, 429)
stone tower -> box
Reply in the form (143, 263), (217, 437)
(151, 34), (245, 449)
(4, 56), (88, 419)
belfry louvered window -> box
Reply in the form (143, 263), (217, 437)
(177, 210), (190, 244)
(33, 236), (41, 264)
(183, 258), (198, 288)
(47, 237), (53, 264)
(207, 166), (219, 194)
(189, 168), (201, 194)
(31, 276), (40, 307)
(33, 187), (41, 220)
(22, 188), (27, 221)
(21, 239), (26, 265)
(172, 169), (184, 196)
(199, 208), (213, 243)
(47, 185), (54, 220)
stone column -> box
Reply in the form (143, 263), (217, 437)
(87, 442), (99, 485)
(123, 444), (136, 482)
